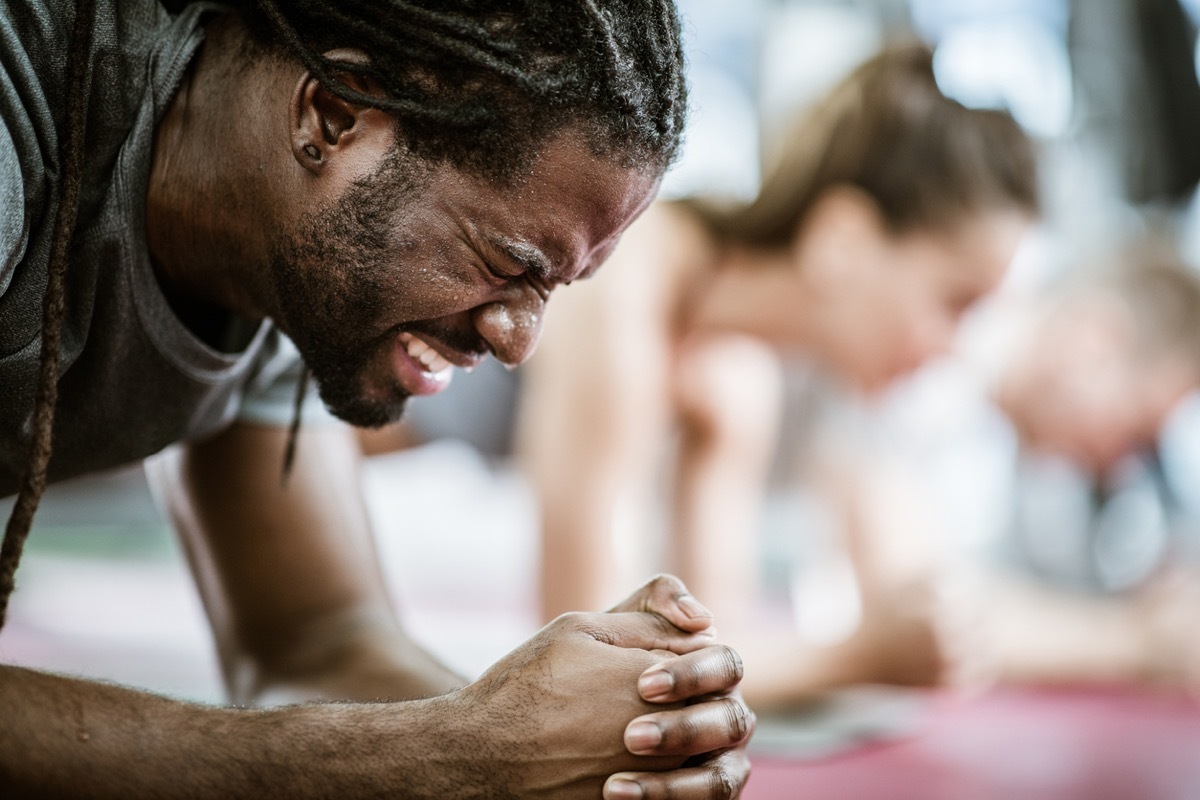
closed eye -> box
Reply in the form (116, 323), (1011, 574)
(483, 257), (522, 281)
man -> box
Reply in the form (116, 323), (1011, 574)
(0, 1), (754, 797)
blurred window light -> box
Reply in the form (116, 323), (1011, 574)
(758, 4), (883, 169)
(911, 0), (1068, 39)
(1182, 0), (1200, 25)
(931, 23), (1073, 139)
(659, 66), (761, 201)
(1159, 391), (1200, 515)
(910, 0), (1072, 139)
(1187, 0), (1200, 82)
(677, 0), (764, 95)
(758, 4), (883, 116)
(660, 0), (766, 200)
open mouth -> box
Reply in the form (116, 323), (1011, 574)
(404, 333), (454, 375)
(392, 331), (457, 396)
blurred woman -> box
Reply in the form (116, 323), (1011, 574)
(516, 43), (1039, 710)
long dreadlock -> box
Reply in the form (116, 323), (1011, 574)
(0, 0), (686, 627)
(0, 0), (97, 629)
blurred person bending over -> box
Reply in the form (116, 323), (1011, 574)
(947, 238), (1200, 690)
(0, 1), (757, 797)
(518, 44), (1039, 711)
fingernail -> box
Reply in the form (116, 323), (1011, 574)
(639, 670), (674, 700)
(605, 778), (644, 800)
(678, 594), (712, 620)
(625, 721), (663, 753)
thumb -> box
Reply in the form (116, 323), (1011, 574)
(607, 574), (716, 635)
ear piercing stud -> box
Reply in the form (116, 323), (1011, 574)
(303, 144), (321, 161)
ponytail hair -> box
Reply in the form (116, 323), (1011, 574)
(691, 42), (1039, 248)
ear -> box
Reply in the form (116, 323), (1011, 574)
(791, 184), (888, 286)
(289, 48), (394, 175)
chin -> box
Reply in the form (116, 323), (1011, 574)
(313, 373), (411, 429)
(849, 367), (893, 396)
(326, 396), (410, 429)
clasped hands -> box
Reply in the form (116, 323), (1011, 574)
(457, 574), (754, 799)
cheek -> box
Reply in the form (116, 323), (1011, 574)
(888, 276), (944, 357)
(842, 274), (928, 385)
(377, 240), (495, 322)
(831, 282), (895, 375)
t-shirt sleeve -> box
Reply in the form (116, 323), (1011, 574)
(237, 330), (340, 428)
(0, 118), (26, 300)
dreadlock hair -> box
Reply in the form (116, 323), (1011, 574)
(0, 0), (688, 625)
(233, 0), (688, 183)
(0, 0), (96, 629)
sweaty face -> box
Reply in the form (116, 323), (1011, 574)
(268, 134), (658, 427)
(812, 209), (1029, 393)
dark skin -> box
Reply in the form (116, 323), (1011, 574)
(0, 11), (753, 800)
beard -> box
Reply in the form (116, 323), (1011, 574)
(267, 160), (418, 428)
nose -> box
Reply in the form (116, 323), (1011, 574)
(471, 285), (547, 367)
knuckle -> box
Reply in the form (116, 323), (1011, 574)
(553, 610), (582, 623)
(646, 613), (683, 643)
(717, 645), (744, 684)
(672, 712), (702, 749)
(649, 572), (684, 595)
(723, 698), (752, 743)
(648, 573), (672, 587)
(649, 573), (682, 606)
(553, 610), (586, 630)
(559, 611), (614, 644)
(670, 656), (705, 694)
(707, 765), (737, 800)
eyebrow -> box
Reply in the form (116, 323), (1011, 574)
(488, 235), (555, 282)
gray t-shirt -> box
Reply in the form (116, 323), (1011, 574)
(0, 1), (313, 497)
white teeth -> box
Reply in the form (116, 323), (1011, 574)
(405, 335), (452, 375)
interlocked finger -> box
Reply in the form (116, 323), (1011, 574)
(637, 644), (744, 703)
(624, 695), (755, 756)
(603, 747), (751, 800)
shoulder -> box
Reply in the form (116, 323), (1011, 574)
(587, 200), (718, 302)
(626, 201), (715, 262)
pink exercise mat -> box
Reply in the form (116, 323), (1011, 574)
(745, 686), (1200, 800)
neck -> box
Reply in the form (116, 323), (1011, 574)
(145, 13), (290, 322)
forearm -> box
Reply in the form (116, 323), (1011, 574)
(247, 612), (466, 705)
(735, 634), (871, 711)
(149, 424), (462, 705)
(0, 664), (477, 799)
(980, 575), (1154, 685)
(670, 335), (781, 626)
(2, 579), (756, 800)
(538, 484), (634, 619)
(672, 431), (764, 627)
(523, 397), (666, 621)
